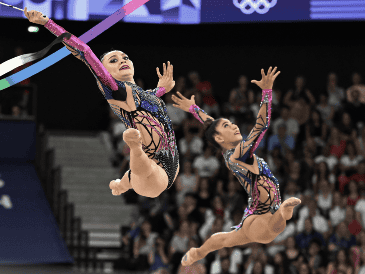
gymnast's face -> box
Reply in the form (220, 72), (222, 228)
(214, 118), (242, 148)
(102, 51), (135, 82)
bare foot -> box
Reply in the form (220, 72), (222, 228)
(109, 178), (131, 196)
(281, 197), (301, 220)
(181, 248), (202, 266)
(123, 128), (142, 150)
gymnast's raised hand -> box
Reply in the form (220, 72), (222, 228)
(24, 7), (49, 25)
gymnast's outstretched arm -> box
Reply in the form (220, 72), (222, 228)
(24, 7), (119, 100)
(171, 92), (214, 123)
(234, 67), (280, 160)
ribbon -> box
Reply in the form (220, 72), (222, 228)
(0, 0), (150, 91)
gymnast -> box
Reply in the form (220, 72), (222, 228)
(24, 8), (179, 198)
(171, 67), (302, 266)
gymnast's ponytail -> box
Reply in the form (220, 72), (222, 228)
(203, 118), (221, 149)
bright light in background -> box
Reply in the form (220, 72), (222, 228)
(28, 26), (39, 33)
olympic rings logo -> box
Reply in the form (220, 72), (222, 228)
(233, 0), (277, 14)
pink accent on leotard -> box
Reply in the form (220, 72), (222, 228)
(189, 104), (203, 124)
(250, 89), (272, 158)
(44, 19), (119, 92)
(155, 87), (166, 97)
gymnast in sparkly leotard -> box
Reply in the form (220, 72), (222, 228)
(24, 8), (179, 198)
(172, 67), (302, 266)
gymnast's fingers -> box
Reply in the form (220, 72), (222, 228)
(171, 94), (181, 103)
(24, 7), (29, 19)
(163, 63), (166, 76)
(156, 67), (162, 78)
(176, 91), (186, 99)
(273, 71), (281, 79)
(267, 66), (273, 76)
(260, 68), (265, 79)
(271, 67), (277, 76)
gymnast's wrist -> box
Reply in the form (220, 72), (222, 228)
(156, 87), (166, 97)
(189, 104), (199, 114)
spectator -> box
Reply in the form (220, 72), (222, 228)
(182, 193), (203, 226)
(199, 196), (233, 241)
(272, 106), (299, 140)
(305, 109), (328, 148)
(179, 128), (204, 160)
(175, 161), (199, 207)
(285, 161), (303, 193)
(177, 238), (206, 274)
(355, 127), (365, 158)
(210, 248), (236, 274)
(132, 220), (158, 271)
(193, 146), (220, 179)
(328, 222), (356, 253)
(315, 179), (333, 218)
(312, 161), (336, 194)
(344, 180), (361, 206)
(328, 127), (347, 159)
(297, 200), (329, 236)
(148, 237), (170, 274)
(196, 178), (213, 215)
(271, 87), (283, 121)
(266, 147), (285, 183)
(243, 244), (265, 274)
(169, 220), (190, 272)
(338, 160), (365, 195)
(344, 88), (365, 126)
(165, 93), (187, 137)
(284, 75), (316, 107)
(226, 75), (255, 118)
(339, 142), (364, 178)
(326, 249), (353, 274)
(355, 190), (365, 228)
(267, 123), (295, 156)
(273, 251), (291, 274)
(338, 112), (357, 143)
(298, 263), (312, 274)
(307, 239), (324, 273)
(186, 71), (202, 97)
(223, 179), (245, 214)
(327, 72), (345, 110)
(358, 249), (365, 274)
(346, 72), (365, 104)
(329, 191), (347, 228)
(344, 206), (362, 237)
(317, 93), (335, 127)
(285, 236), (303, 266)
(314, 144), (339, 175)
(295, 218), (326, 250)
(175, 76), (188, 98)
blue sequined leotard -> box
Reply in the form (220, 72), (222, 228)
(44, 19), (179, 189)
(191, 89), (282, 231)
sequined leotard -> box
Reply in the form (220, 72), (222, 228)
(190, 89), (281, 231)
(44, 20), (179, 189)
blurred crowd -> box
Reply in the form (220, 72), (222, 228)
(106, 70), (365, 274)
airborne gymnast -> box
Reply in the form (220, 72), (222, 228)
(172, 67), (302, 266)
(24, 8), (179, 198)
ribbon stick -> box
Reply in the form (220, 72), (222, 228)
(0, 0), (150, 90)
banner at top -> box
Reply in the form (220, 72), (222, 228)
(1, 0), (365, 24)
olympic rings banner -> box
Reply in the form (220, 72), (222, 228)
(1, 0), (365, 23)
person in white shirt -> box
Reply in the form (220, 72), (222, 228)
(210, 247), (243, 274)
(179, 130), (204, 159)
(314, 145), (338, 172)
(297, 199), (329, 235)
(355, 191), (365, 228)
(329, 191), (346, 228)
(192, 146), (220, 179)
(327, 72), (345, 110)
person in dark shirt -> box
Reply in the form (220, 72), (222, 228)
(295, 218), (325, 250)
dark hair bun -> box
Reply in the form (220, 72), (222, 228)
(203, 118), (214, 131)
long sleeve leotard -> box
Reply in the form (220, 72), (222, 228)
(191, 89), (282, 230)
(44, 19), (179, 189)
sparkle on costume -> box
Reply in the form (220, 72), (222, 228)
(45, 19), (179, 189)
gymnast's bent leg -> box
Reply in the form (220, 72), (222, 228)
(110, 128), (168, 198)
